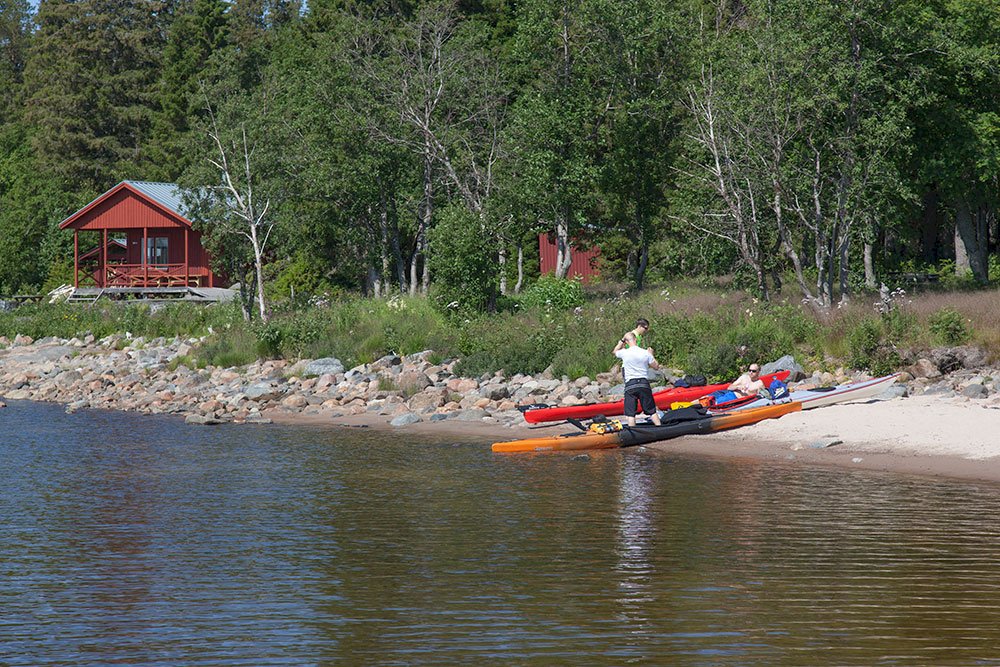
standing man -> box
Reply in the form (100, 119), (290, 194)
(613, 332), (662, 427)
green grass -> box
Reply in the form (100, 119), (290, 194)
(3, 281), (998, 378)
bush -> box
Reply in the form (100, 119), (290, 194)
(928, 307), (971, 346)
(427, 205), (499, 316)
(847, 317), (900, 375)
(517, 275), (585, 311)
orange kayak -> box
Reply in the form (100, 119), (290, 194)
(492, 402), (801, 453)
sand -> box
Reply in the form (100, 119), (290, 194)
(270, 393), (1000, 484)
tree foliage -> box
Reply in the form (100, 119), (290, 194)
(1, 0), (999, 306)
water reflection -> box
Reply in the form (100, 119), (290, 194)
(4, 401), (1000, 665)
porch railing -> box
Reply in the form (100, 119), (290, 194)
(98, 264), (203, 287)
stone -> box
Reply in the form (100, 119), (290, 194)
(282, 394), (309, 409)
(390, 412), (422, 426)
(762, 355), (806, 381)
(808, 437), (843, 449)
(961, 383), (988, 399)
(303, 357), (345, 377)
(485, 386), (510, 401)
(185, 413), (221, 425)
(245, 383), (284, 401)
(407, 388), (447, 411)
(446, 378), (479, 393)
(876, 385), (908, 400)
(398, 370), (432, 393)
(12, 334), (33, 347)
(907, 358), (941, 379)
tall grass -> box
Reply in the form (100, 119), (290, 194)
(3, 282), (997, 377)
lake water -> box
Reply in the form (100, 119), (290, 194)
(4, 400), (1000, 665)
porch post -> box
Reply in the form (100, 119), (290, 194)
(184, 227), (189, 287)
(143, 226), (148, 286)
(73, 230), (79, 288)
(102, 228), (107, 288)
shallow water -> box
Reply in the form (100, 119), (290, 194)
(4, 400), (1000, 665)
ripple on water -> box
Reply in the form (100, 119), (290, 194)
(3, 400), (1000, 665)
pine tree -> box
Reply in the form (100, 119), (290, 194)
(23, 0), (170, 194)
(0, 0), (31, 119)
(149, 0), (229, 179)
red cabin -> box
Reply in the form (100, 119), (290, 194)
(60, 181), (223, 288)
(538, 234), (601, 282)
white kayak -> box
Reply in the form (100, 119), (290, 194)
(732, 374), (900, 412)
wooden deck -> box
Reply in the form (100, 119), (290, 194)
(67, 287), (236, 304)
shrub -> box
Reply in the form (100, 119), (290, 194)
(847, 317), (900, 375)
(517, 275), (585, 311)
(427, 205), (499, 316)
(928, 307), (971, 346)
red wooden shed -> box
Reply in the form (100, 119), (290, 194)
(538, 234), (601, 282)
(60, 181), (223, 288)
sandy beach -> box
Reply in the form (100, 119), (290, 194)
(267, 391), (1000, 484)
(3, 334), (1000, 484)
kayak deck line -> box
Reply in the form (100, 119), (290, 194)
(493, 401), (801, 453)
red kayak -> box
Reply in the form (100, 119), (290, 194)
(520, 371), (790, 424)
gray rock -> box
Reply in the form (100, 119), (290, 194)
(961, 383), (988, 399)
(876, 385), (908, 400)
(185, 413), (221, 425)
(390, 412), (423, 426)
(486, 386), (510, 401)
(922, 384), (955, 397)
(245, 383), (284, 401)
(429, 413), (452, 421)
(930, 348), (963, 374)
(302, 357), (344, 377)
(808, 438), (843, 449)
(762, 355), (806, 381)
(54, 370), (83, 387)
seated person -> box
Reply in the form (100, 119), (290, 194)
(728, 364), (765, 397)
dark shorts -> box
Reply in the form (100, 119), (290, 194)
(623, 378), (656, 417)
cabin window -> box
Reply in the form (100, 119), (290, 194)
(146, 237), (169, 268)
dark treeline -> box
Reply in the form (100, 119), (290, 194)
(1, 0), (999, 317)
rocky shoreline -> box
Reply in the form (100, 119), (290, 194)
(0, 333), (997, 427)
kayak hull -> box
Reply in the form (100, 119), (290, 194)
(732, 374), (899, 412)
(494, 402), (801, 453)
(521, 371), (791, 424)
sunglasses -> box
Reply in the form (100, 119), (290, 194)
(749, 367), (760, 372)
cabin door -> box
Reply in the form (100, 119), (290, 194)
(146, 237), (169, 270)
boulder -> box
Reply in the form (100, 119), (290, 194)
(907, 359), (941, 379)
(245, 383), (284, 402)
(390, 412), (422, 426)
(398, 370), (432, 393)
(961, 383), (988, 399)
(930, 348), (963, 374)
(485, 386), (510, 401)
(281, 394), (309, 409)
(303, 357), (345, 377)
(185, 413), (221, 425)
(407, 388), (447, 411)
(762, 355), (806, 381)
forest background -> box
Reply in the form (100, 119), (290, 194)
(1, 0), (999, 381)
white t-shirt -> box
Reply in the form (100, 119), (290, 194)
(615, 346), (655, 382)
